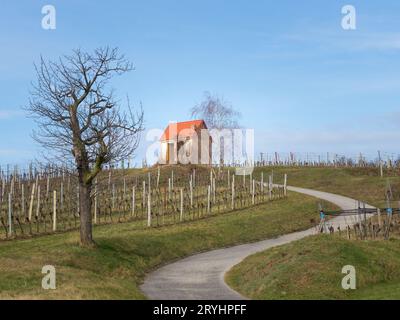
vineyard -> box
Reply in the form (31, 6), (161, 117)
(322, 206), (400, 241)
(0, 165), (288, 240)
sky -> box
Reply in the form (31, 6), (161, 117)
(0, 0), (400, 167)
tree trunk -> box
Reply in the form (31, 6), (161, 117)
(79, 182), (95, 247)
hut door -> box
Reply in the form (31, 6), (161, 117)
(167, 142), (174, 164)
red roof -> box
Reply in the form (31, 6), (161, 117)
(160, 120), (208, 141)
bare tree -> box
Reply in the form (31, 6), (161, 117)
(190, 92), (241, 165)
(190, 92), (241, 130)
(26, 47), (144, 246)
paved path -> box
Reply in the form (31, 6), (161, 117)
(140, 186), (373, 300)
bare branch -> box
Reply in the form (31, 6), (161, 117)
(25, 47), (144, 186)
(190, 92), (241, 130)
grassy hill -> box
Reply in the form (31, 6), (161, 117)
(252, 166), (400, 207)
(226, 235), (400, 299)
(225, 166), (400, 300)
(0, 191), (325, 299)
(2, 165), (398, 299)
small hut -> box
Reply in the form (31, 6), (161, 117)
(159, 120), (212, 165)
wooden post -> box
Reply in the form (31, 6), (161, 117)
(261, 172), (264, 193)
(147, 191), (151, 227)
(132, 186), (136, 216)
(207, 185), (211, 214)
(189, 179), (193, 206)
(28, 183), (36, 221)
(10, 177), (14, 196)
(46, 176), (50, 198)
(53, 190), (57, 232)
(8, 192), (12, 236)
(213, 177), (216, 203)
(157, 166), (160, 188)
(168, 178), (171, 200)
(231, 175), (235, 210)
(284, 174), (287, 196)
(142, 181), (146, 208)
(268, 175), (272, 200)
(21, 184), (25, 217)
(180, 188), (184, 222)
(36, 185), (41, 217)
(252, 179), (255, 205)
(35, 174), (39, 191)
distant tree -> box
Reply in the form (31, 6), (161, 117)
(26, 47), (144, 247)
(190, 92), (241, 130)
(190, 92), (241, 165)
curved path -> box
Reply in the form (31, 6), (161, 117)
(141, 186), (374, 300)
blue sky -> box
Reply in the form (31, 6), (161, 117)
(0, 0), (400, 166)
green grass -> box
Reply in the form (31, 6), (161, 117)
(226, 235), (400, 300)
(225, 166), (400, 300)
(3, 165), (398, 299)
(252, 166), (400, 207)
(0, 191), (328, 299)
